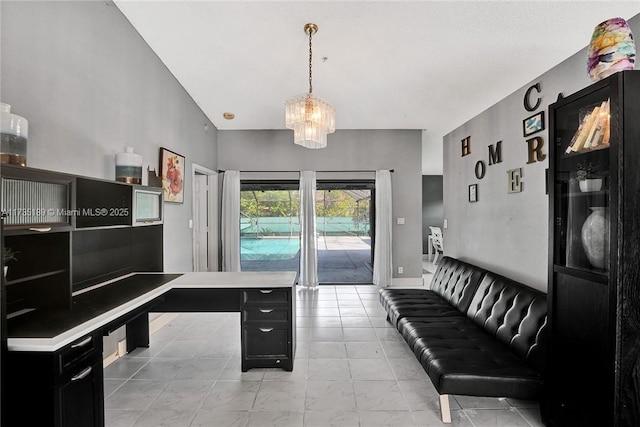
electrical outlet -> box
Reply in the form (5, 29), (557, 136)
(398, 266), (403, 274)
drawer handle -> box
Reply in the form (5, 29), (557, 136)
(259, 308), (274, 313)
(71, 366), (92, 381)
(71, 336), (92, 349)
(29, 227), (52, 232)
(259, 327), (274, 333)
(259, 289), (273, 294)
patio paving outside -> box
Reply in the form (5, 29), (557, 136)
(240, 235), (373, 284)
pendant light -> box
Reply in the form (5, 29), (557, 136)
(285, 23), (335, 149)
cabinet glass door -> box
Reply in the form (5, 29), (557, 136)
(553, 85), (610, 274)
(1, 178), (70, 226)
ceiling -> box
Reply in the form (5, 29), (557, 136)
(114, 1), (640, 140)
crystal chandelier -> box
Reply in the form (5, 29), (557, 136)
(285, 23), (335, 149)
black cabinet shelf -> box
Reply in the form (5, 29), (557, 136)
(560, 144), (610, 158)
(6, 269), (68, 287)
(564, 189), (607, 198)
(3, 223), (73, 235)
(546, 70), (640, 427)
(553, 264), (608, 284)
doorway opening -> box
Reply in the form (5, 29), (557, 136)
(316, 180), (374, 284)
(238, 179), (375, 284)
(192, 164), (218, 272)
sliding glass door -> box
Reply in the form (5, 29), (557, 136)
(240, 181), (300, 272)
(239, 179), (375, 284)
(316, 180), (374, 284)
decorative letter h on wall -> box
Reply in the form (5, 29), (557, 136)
(461, 136), (471, 157)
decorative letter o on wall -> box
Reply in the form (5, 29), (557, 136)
(475, 160), (486, 179)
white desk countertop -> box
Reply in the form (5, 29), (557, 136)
(7, 271), (297, 352)
(169, 271), (297, 288)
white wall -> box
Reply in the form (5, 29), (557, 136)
(0, 1), (218, 272)
(218, 129), (424, 280)
(443, 14), (640, 291)
(422, 130), (444, 175)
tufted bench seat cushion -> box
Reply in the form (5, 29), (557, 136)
(399, 314), (468, 349)
(379, 288), (434, 314)
(408, 317), (544, 399)
(379, 257), (486, 327)
(384, 291), (463, 328)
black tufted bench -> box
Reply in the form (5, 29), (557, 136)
(379, 256), (547, 423)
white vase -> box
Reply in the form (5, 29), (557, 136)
(581, 207), (609, 269)
(115, 147), (143, 184)
(579, 178), (603, 192)
(0, 102), (28, 166)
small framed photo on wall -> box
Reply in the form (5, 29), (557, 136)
(160, 147), (185, 203)
(523, 111), (545, 137)
(469, 184), (478, 203)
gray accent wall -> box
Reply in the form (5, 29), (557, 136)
(0, 1), (218, 272)
(422, 175), (443, 253)
(443, 13), (639, 291)
(219, 129), (423, 280)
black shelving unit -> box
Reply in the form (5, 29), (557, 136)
(546, 70), (640, 427)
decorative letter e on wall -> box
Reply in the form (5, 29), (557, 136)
(507, 168), (524, 193)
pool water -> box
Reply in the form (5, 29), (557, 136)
(241, 237), (300, 261)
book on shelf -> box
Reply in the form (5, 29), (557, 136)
(565, 99), (610, 153)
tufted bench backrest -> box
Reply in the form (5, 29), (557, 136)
(466, 272), (548, 372)
(429, 256), (487, 314)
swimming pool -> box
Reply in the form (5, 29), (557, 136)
(240, 237), (300, 261)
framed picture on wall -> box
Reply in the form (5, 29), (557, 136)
(523, 111), (545, 137)
(160, 147), (185, 203)
(469, 184), (478, 203)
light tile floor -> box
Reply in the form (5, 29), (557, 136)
(104, 279), (545, 427)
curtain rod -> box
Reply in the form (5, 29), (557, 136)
(217, 169), (394, 173)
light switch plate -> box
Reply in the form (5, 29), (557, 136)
(397, 217), (405, 225)
(444, 219), (448, 229)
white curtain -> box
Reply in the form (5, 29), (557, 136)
(299, 170), (319, 288)
(221, 170), (241, 272)
(373, 170), (392, 287)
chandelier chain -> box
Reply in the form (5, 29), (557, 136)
(308, 26), (313, 95)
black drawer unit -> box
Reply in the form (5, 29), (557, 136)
(6, 332), (104, 427)
(240, 288), (295, 371)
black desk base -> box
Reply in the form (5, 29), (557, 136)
(6, 280), (295, 426)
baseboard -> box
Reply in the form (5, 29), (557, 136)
(391, 277), (425, 287)
(150, 312), (180, 335)
(102, 313), (180, 366)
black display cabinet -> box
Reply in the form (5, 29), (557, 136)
(546, 70), (640, 426)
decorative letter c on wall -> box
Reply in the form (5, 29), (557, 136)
(524, 83), (542, 112)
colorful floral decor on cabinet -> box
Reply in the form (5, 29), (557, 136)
(588, 17), (635, 82)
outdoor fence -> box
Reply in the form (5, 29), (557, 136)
(240, 216), (370, 238)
